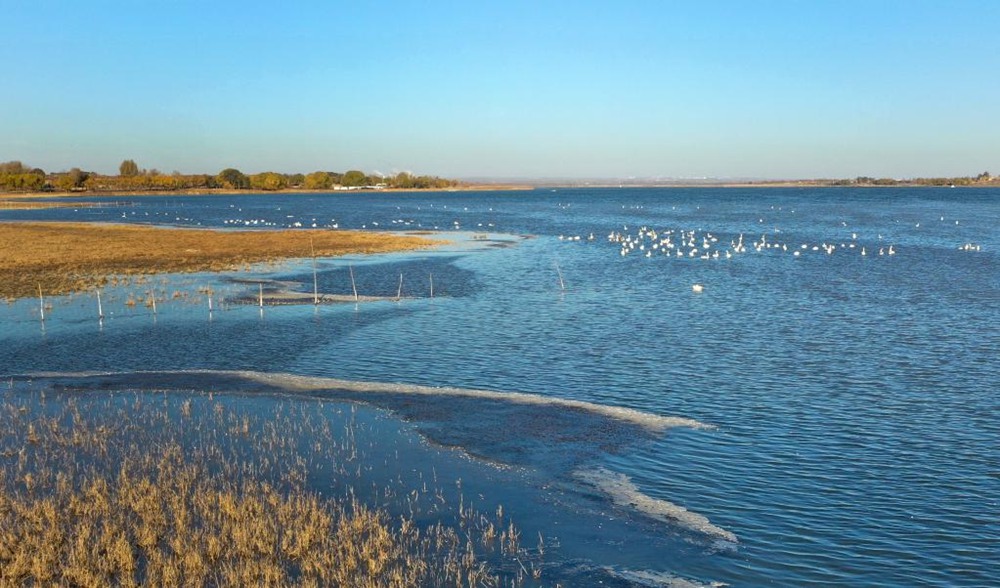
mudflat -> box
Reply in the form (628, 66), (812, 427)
(0, 222), (438, 300)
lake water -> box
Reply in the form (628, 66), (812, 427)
(2, 187), (998, 586)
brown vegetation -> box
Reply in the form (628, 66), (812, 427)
(0, 391), (543, 586)
(0, 200), (98, 210)
(0, 222), (440, 300)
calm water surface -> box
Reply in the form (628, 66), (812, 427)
(2, 187), (998, 586)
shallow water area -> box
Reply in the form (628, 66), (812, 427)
(3, 187), (1000, 586)
(0, 378), (562, 584)
(4, 372), (726, 587)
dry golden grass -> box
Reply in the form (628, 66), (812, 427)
(0, 391), (542, 587)
(0, 201), (98, 210)
(0, 222), (439, 300)
(1, 460), (445, 587)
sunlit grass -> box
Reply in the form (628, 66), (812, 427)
(0, 389), (544, 587)
(0, 222), (440, 300)
(0, 201), (98, 210)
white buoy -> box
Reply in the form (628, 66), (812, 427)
(692, 284), (704, 293)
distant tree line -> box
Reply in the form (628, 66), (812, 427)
(0, 161), (47, 191)
(833, 172), (996, 187)
(1, 159), (459, 193)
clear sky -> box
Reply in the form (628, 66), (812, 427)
(2, 0), (999, 179)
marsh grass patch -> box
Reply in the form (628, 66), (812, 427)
(0, 222), (440, 300)
(0, 387), (544, 587)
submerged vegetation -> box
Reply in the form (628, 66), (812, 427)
(0, 222), (439, 300)
(0, 388), (543, 586)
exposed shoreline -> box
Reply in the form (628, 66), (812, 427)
(5, 180), (999, 200)
(0, 221), (442, 300)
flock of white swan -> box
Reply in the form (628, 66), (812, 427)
(215, 203), (501, 232)
(556, 224), (984, 262)
(114, 202), (985, 259)
(555, 220), (986, 294)
(602, 226), (900, 260)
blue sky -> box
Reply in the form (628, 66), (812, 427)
(2, 1), (998, 179)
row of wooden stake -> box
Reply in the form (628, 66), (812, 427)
(35, 263), (438, 323)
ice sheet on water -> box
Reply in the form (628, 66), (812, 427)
(27, 369), (708, 472)
(27, 368), (708, 429)
(576, 467), (737, 544)
(20, 369), (729, 550)
(607, 567), (729, 588)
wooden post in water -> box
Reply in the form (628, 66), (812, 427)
(151, 294), (157, 315)
(429, 273), (434, 298)
(313, 264), (319, 304)
(554, 261), (566, 292)
(96, 289), (104, 320)
(349, 264), (359, 302)
(396, 273), (403, 301)
(311, 237), (319, 305)
(38, 284), (45, 322)
(208, 291), (213, 313)
(258, 283), (264, 308)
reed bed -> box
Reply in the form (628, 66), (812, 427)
(0, 222), (438, 300)
(0, 201), (99, 210)
(0, 387), (545, 587)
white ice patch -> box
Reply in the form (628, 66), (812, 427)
(219, 369), (712, 433)
(577, 467), (738, 544)
(608, 567), (729, 588)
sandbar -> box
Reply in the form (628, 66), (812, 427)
(0, 221), (440, 300)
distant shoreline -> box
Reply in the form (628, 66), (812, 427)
(0, 184), (535, 199)
(530, 178), (1000, 189)
(544, 182), (1000, 189)
(3, 179), (998, 200)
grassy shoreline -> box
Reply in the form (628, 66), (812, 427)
(0, 222), (441, 300)
(4, 180), (998, 200)
(0, 184), (535, 200)
(0, 200), (102, 210)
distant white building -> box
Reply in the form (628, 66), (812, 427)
(333, 184), (386, 191)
